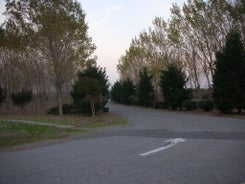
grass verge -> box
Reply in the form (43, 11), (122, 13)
(0, 113), (128, 147)
(83, 116), (128, 128)
(1, 116), (70, 125)
(0, 121), (84, 147)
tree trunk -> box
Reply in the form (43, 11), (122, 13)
(90, 96), (95, 118)
(56, 83), (63, 116)
(192, 47), (200, 89)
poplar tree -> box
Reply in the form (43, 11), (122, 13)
(5, 0), (96, 115)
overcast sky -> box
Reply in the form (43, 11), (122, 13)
(0, 0), (186, 85)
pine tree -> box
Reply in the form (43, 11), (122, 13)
(122, 79), (136, 105)
(71, 66), (109, 115)
(137, 68), (154, 107)
(159, 64), (192, 110)
(213, 31), (245, 113)
(111, 81), (123, 103)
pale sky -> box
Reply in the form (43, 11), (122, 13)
(0, 0), (186, 85)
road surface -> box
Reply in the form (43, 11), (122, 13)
(1, 103), (245, 184)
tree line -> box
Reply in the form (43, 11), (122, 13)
(0, 0), (109, 116)
(111, 65), (193, 110)
(117, 0), (244, 90)
(114, 0), (245, 113)
(112, 31), (245, 113)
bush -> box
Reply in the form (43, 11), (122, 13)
(74, 98), (107, 115)
(182, 100), (197, 111)
(11, 90), (32, 109)
(154, 102), (168, 109)
(47, 103), (73, 115)
(0, 86), (7, 106)
(198, 100), (214, 112)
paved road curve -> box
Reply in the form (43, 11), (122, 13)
(1, 103), (245, 184)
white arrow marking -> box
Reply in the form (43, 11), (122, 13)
(139, 138), (186, 156)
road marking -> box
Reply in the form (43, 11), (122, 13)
(139, 138), (186, 156)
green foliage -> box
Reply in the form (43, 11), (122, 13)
(137, 68), (155, 107)
(121, 79), (136, 105)
(11, 90), (32, 109)
(0, 86), (7, 105)
(182, 100), (197, 111)
(76, 66), (109, 97)
(154, 102), (168, 109)
(0, 121), (84, 146)
(198, 100), (214, 112)
(0, 121), (59, 146)
(111, 81), (123, 103)
(75, 77), (102, 97)
(47, 103), (73, 115)
(71, 66), (109, 115)
(213, 31), (245, 113)
(159, 64), (192, 110)
(111, 79), (136, 105)
(76, 77), (102, 117)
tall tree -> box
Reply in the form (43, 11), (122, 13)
(5, 0), (96, 115)
(137, 68), (154, 107)
(159, 64), (192, 110)
(213, 31), (245, 113)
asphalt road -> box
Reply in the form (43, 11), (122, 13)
(1, 103), (245, 184)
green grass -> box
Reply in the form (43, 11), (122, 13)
(0, 113), (128, 147)
(83, 117), (128, 128)
(2, 116), (70, 125)
(0, 121), (84, 147)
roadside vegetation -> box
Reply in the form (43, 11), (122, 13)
(0, 0), (129, 148)
(112, 31), (245, 114)
(0, 121), (81, 146)
(113, 0), (245, 115)
(0, 113), (127, 147)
